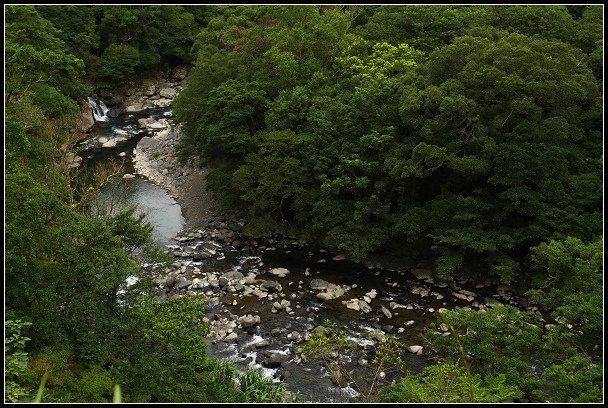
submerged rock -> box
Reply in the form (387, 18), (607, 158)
(261, 280), (282, 292)
(309, 278), (330, 290)
(316, 283), (346, 301)
(270, 267), (290, 277)
(238, 314), (261, 328)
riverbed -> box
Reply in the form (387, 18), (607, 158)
(78, 99), (534, 403)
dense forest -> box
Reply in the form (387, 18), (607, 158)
(4, 5), (603, 403)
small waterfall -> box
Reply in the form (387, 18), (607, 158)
(87, 97), (110, 122)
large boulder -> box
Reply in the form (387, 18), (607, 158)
(79, 102), (95, 132)
(137, 117), (155, 129)
(159, 87), (178, 99)
(260, 280), (282, 292)
(316, 283), (346, 301)
(263, 353), (288, 368)
(270, 268), (290, 278)
(309, 278), (330, 290)
(145, 85), (156, 97)
(220, 271), (244, 282)
(238, 314), (260, 328)
(154, 98), (172, 108)
(64, 152), (82, 169)
(107, 104), (125, 118)
(148, 119), (168, 130)
(171, 66), (188, 81)
(344, 299), (372, 313)
(125, 103), (143, 113)
(407, 345), (423, 355)
(381, 305), (392, 319)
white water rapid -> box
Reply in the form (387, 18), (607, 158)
(87, 97), (110, 122)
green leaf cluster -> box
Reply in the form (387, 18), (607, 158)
(427, 304), (602, 402)
(173, 5), (601, 278)
(380, 362), (520, 403)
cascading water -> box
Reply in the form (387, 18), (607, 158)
(87, 97), (110, 122)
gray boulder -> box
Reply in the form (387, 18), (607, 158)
(260, 280), (282, 292)
(309, 278), (330, 290)
(159, 87), (178, 99)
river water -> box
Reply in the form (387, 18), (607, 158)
(80, 100), (533, 402)
(79, 104), (184, 247)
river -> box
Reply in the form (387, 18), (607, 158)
(79, 99), (533, 402)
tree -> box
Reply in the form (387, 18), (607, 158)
(96, 44), (141, 88)
(395, 27), (601, 281)
(429, 305), (602, 402)
(380, 363), (520, 403)
(526, 237), (603, 352)
(5, 5), (87, 103)
(5, 320), (34, 402)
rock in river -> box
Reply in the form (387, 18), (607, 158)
(270, 267), (290, 277)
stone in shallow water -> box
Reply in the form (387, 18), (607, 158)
(316, 283), (346, 301)
(270, 267), (290, 277)
(238, 314), (260, 328)
(221, 271), (244, 281)
(288, 331), (301, 342)
(260, 280), (281, 292)
(253, 339), (271, 349)
(360, 303), (372, 313)
(309, 278), (330, 290)
(263, 353), (287, 368)
(252, 289), (268, 298)
(344, 299), (360, 311)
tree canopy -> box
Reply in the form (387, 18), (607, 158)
(172, 5), (602, 283)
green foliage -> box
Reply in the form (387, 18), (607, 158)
(526, 237), (603, 350)
(5, 171), (145, 364)
(429, 305), (603, 402)
(97, 43), (141, 87)
(75, 366), (115, 402)
(380, 363), (520, 403)
(35, 5), (201, 91)
(355, 5), (490, 52)
(103, 207), (154, 253)
(301, 319), (354, 365)
(541, 355), (603, 403)
(5, 6), (87, 102)
(236, 368), (286, 403)
(336, 37), (422, 83)
(396, 27), (601, 281)
(173, 5), (601, 275)
(5, 320), (34, 402)
(5, 5), (603, 403)
(22, 348), (116, 403)
(111, 296), (284, 402)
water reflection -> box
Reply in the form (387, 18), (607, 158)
(89, 177), (184, 247)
